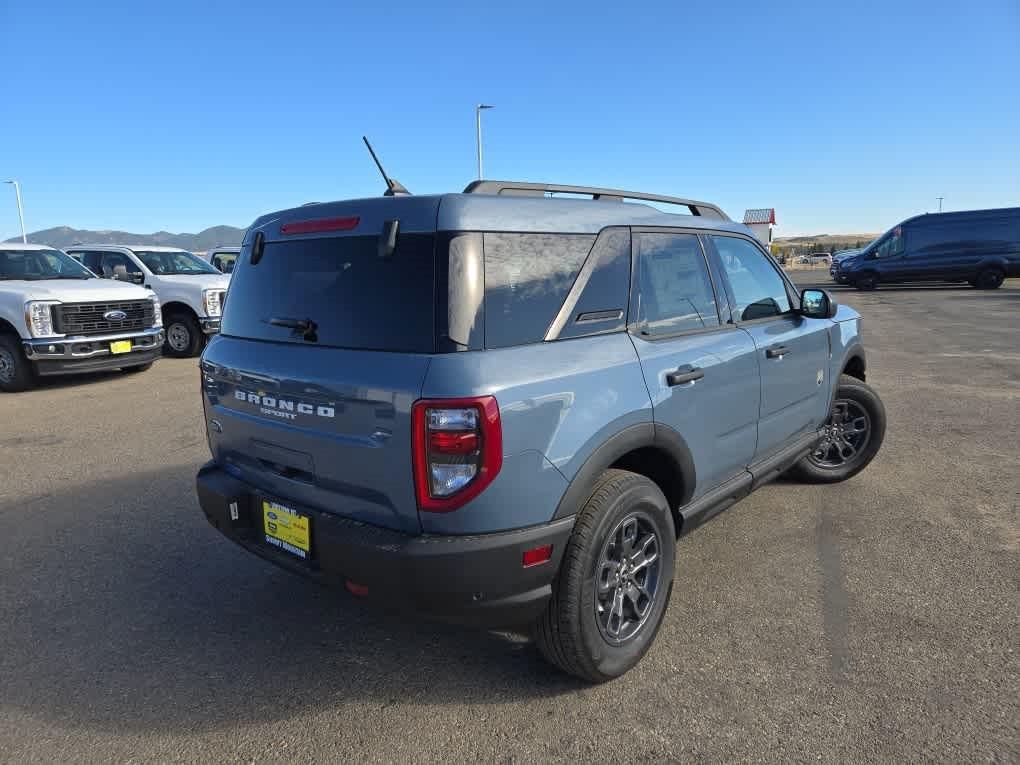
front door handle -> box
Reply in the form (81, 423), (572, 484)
(766, 346), (791, 359)
(666, 366), (705, 386)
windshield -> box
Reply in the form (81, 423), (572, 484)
(0, 249), (94, 280)
(134, 250), (220, 275)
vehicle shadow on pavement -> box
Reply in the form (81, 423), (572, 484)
(0, 466), (582, 734)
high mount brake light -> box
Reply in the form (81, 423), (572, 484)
(412, 397), (502, 513)
(280, 216), (360, 235)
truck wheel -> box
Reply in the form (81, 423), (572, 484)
(854, 273), (878, 290)
(0, 335), (36, 393)
(534, 469), (676, 683)
(164, 312), (203, 358)
(786, 375), (886, 484)
(972, 268), (1004, 290)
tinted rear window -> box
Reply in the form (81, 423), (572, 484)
(221, 234), (435, 352)
(483, 233), (595, 348)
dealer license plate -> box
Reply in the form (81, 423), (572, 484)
(110, 340), (133, 355)
(262, 500), (311, 559)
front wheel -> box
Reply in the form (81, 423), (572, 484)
(972, 268), (1004, 290)
(164, 312), (203, 358)
(786, 375), (886, 484)
(533, 469), (676, 683)
(0, 335), (36, 393)
(854, 273), (878, 291)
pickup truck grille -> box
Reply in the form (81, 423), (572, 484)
(54, 300), (155, 336)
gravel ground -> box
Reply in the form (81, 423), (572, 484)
(0, 277), (1017, 763)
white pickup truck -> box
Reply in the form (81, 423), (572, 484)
(0, 243), (164, 392)
(66, 245), (229, 357)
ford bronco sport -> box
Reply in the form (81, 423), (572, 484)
(196, 181), (886, 681)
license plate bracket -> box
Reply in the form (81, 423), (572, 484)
(262, 500), (312, 560)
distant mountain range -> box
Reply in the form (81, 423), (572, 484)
(4, 225), (246, 252)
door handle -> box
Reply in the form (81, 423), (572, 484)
(666, 366), (705, 386)
(766, 346), (791, 359)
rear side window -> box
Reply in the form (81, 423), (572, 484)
(711, 235), (791, 321)
(483, 233), (594, 348)
(636, 233), (720, 335)
(221, 234), (436, 352)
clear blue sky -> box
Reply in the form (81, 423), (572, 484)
(2, 0), (1018, 240)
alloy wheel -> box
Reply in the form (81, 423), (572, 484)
(595, 513), (663, 645)
(809, 399), (872, 469)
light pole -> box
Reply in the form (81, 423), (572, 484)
(936, 196), (944, 213)
(476, 104), (494, 179)
(4, 180), (26, 243)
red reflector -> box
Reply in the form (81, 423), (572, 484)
(522, 544), (553, 568)
(428, 430), (479, 454)
(280, 216), (360, 235)
(344, 580), (369, 597)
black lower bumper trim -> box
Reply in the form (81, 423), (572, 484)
(33, 346), (162, 376)
(196, 462), (574, 628)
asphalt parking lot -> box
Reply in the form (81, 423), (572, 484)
(1, 277), (1017, 763)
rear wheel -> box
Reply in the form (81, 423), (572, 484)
(0, 335), (36, 393)
(786, 375), (886, 484)
(164, 312), (203, 358)
(534, 469), (676, 682)
(972, 268), (1004, 290)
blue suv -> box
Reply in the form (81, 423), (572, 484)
(196, 181), (886, 681)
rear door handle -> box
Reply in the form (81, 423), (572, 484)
(766, 346), (791, 359)
(666, 366), (705, 386)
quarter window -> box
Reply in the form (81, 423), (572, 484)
(636, 233), (720, 335)
(711, 235), (791, 321)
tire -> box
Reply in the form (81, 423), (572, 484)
(854, 273), (878, 291)
(973, 268), (1004, 290)
(121, 362), (153, 373)
(786, 375), (886, 484)
(534, 469), (676, 683)
(0, 335), (36, 393)
(164, 312), (203, 358)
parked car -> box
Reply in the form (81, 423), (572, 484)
(207, 246), (240, 275)
(65, 245), (229, 356)
(195, 180), (885, 682)
(0, 243), (163, 391)
(797, 252), (832, 265)
(835, 207), (1020, 290)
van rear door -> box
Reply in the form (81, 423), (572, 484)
(202, 203), (439, 534)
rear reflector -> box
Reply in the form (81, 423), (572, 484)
(522, 544), (553, 568)
(281, 216), (360, 235)
(345, 581), (369, 597)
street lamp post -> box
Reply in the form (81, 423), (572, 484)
(475, 104), (494, 179)
(4, 180), (27, 243)
(936, 196), (944, 213)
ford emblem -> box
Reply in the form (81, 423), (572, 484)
(104, 309), (128, 321)
(267, 511), (278, 520)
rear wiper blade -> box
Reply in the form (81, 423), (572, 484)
(269, 316), (318, 341)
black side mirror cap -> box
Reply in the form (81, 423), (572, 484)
(800, 288), (837, 319)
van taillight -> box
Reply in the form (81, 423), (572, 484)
(412, 397), (502, 513)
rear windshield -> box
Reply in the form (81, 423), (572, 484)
(221, 234), (435, 352)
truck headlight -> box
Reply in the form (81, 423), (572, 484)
(150, 295), (163, 327)
(24, 301), (61, 338)
(202, 289), (225, 317)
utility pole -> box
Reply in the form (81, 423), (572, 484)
(936, 196), (944, 213)
(475, 104), (494, 179)
(4, 180), (26, 243)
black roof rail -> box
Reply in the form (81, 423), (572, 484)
(462, 180), (729, 220)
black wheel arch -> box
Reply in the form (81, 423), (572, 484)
(162, 301), (200, 322)
(842, 349), (866, 382)
(552, 422), (696, 530)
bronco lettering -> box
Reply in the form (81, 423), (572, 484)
(234, 389), (335, 418)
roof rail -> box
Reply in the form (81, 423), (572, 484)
(463, 180), (729, 220)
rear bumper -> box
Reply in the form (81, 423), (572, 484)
(196, 462), (574, 628)
(24, 328), (164, 376)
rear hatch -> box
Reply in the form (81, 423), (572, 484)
(201, 197), (440, 533)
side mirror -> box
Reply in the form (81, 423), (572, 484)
(800, 289), (837, 319)
(130, 271), (144, 284)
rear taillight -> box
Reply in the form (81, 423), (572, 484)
(412, 396), (502, 513)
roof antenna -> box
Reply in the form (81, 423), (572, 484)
(362, 136), (410, 196)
